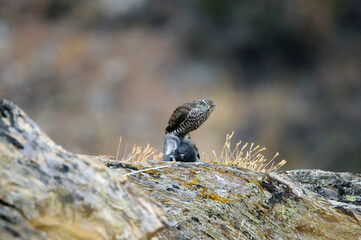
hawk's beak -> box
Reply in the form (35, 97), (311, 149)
(207, 105), (215, 112)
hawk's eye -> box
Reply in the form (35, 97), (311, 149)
(202, 103), (206, 107)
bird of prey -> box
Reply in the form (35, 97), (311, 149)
(165, 99), (216, 140)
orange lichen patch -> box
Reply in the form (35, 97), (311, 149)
(214, 167), (234, 176)
(145, 169), (162, 175)
(189, 178), (199, 185)
(175, 176), (235, 203)
(172, 177), (184, 182)
(154, 198), (170, 203)
(236, 193), (244, 198)
(196, 190), (232, 203)
(183, 178), (202, 190)
(207, 193), (230, 202)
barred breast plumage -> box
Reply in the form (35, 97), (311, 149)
(165, 99), (216, 139)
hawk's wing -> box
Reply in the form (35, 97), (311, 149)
(165, 104), (192, 133)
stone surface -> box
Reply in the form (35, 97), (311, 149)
(0, 99), (166, 240)
(283, 170), (361, 205)
(283, 169), (361, 218)
(110, 162), (361, 240)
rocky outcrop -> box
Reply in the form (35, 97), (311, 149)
(109, 162), (361, 240)
(283, 169), (361, 219)
(283, 170), (361, 205)
(1, 99), (360, 240)
(0, 99), (166, 240)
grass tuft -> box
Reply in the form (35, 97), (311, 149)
(104, 136), (163, 163)
(126, 143), (164, 162)
(102, 132), (285, 172)
(205, 131), (286, 172)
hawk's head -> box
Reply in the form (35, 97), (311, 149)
(196, 99), (216, 114)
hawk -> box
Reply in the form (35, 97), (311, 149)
(165, 99), (216, 139)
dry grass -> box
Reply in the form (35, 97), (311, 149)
(105, 136), (163, 163)
(98, 137), (167, 177)
(102, 133), (285, 173)
(205, 131), (286, 172)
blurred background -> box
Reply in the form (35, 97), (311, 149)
(1, 0), (360, 172)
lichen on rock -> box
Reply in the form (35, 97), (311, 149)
(111, 162), (361, 240)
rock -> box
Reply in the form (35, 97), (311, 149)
(112, 162), (361, 240)
(282, 169), (361, 217)
(282, 170), (361, 204)
(0, 99), (166, 240)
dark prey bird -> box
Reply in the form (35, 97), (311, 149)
(165, 99), (216, 140)
(174, 139), (200, 162)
